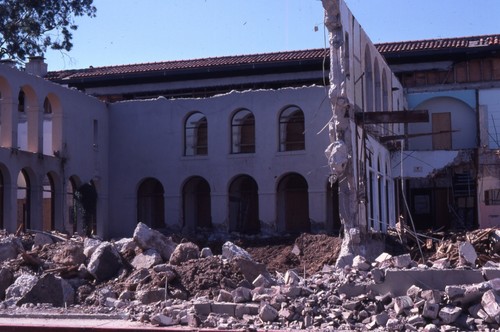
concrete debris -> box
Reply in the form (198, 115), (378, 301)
(132, 222), (176, 261)
(0, 228), (496, 331)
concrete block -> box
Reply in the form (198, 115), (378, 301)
(259, 303), (278, 322)
(391, 254), (412, 268)
(337, 282), (367, 298)
(421, 289), (441, 304)
(216, 289), (233, 303)
(193, 302), (211, 315)
(458, 241), (477, 266)
(407, 315), (425, 326)
(352, 255), (371, 271)
(394, 296), (413, 315)
(406, 285), (422, 299)
(482, 268), (500, 281)
(370, 269), (483, 296)
(481, 289), (500, 323)
(252, 274), (271, 288)
(438, 305), (462, 324)
(374, 311), (389, 326)
(422, 301), (439, 319)
(235, 304), (259, 318)
(371, 268), (384, 284)
(211, 302), (236, 316)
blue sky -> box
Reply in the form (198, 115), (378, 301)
(44, 0), (500, 71)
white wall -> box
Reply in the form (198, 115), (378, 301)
(107, 86), (332, 237)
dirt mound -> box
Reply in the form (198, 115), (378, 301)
(245, 233), (343, 276)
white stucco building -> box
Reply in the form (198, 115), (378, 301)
(0, 1), (415, 239)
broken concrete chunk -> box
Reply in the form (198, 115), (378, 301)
(200, 247), (213, 258)
(439, 305), (462, 324)
(216, 289), (233, 302)
(83, 238), (101, 258)
(252, 274), (272, 288)
(422, 301), (440, 319)
(87, 242), (123, 282)
(133, 222), (177, 261)
(394, 295), (414, 315)
(131, 249), (162, 269)
(406, 285), (422, 299)
(0, 237), (22, 262)
(0, 268), (13, 300)
(421, 289), (442, 304)
(151, 313), (175, 326)
(231, 286), (252, 303)
(33, 233), (54, 248)
(352, 255), (371, 271)
(113, 238), (137, 254)
(259, 303), (278, 322)
(221, 241), (252, 261)
(481, 289), (500, 323)
(459, 241), (477, 266)
(374, 311), (389, 326)
(136, 288), (165, 304)
(233, 256), (271, 283)
(284, 270), (300, 285)
(16, 274), (66, 307)
(370, 268), (384, 284)
(5, 274), (38, 299)
(391, 254), (412, 268)
(431, 257), (451, 269)
(169, 242), (200, 265)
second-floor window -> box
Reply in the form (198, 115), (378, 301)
(185, 112), (208, 156)
(231, 109), (255, 154)
(279, 106), (305, 151)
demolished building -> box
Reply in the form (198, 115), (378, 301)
(0, 0), (497, 244)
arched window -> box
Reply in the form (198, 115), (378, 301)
(43, 97), (53, 155)
(374, 59), (381, 112)
(185, 112), (207, 156)
(279, 106), (305, 151)
(137, 178), (165, 229)
(17, 89), (28, 150)
(231, 109), (255, 153)
(364, 47), (374, 113)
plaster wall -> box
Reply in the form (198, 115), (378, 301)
(0, 64), (109, 236)
(479, 88), (500, 148)
(407, 91), (477, 150)
(107, 86), (332, 238)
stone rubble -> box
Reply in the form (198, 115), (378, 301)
(0, 223), (496, 331)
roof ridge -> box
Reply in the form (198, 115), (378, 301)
(375, 33), (500, 46)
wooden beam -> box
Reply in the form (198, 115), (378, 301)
(355, 110), (429, 124)
(379, 130), (459, 143)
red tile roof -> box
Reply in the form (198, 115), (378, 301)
(47, 48), (329, 81)
(46, 34), (500, 82)
(376, 34), (500, 54)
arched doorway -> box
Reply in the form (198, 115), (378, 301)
(277, 173), (310, 233)
(42, 173), (55, 231)
(17, 169), (30, 231)
(76, 182), (97, 236)
(137, 178), (165, 229)
(326, 180), (341, 235)
(182, 176), (211, 231)
(228, 175), (259, 234)
(66, 176), (83, 234)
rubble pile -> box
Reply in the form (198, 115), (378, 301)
(0, 224), (498, 331)
(401, 227), (500, 267)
